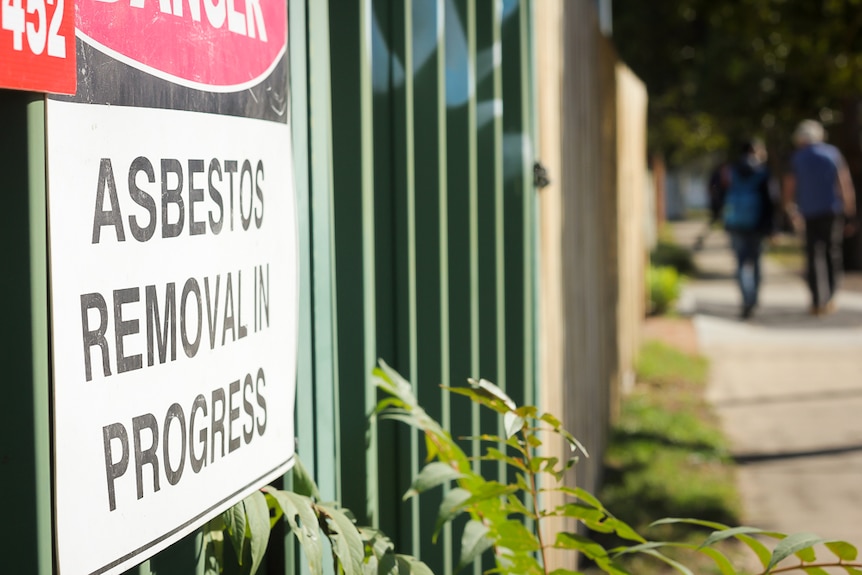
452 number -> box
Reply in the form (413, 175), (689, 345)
(2, 0), (67, 57)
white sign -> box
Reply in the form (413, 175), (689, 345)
(46, 101), (298, 575)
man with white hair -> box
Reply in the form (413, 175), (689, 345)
(783, 119), (857, 315)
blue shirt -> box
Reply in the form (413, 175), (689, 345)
(791, 142), (845, 218)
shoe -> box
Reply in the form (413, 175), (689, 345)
(741, 304), (754, 319)
(810, 301), (837, 316)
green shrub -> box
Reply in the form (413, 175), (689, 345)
(651, 239), (696, 276)
(648, 265), (683, 315)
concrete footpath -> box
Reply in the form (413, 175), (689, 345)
(670, 220), (862, 546)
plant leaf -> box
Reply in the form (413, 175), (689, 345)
(460, 481), (518, 508)
(641, 549), (695, 575)
(264, 492), (284, 528)
(291, 456), (322, 500)
(613, 541), (673, 556)
(377, 411), (421, 428)
(795, 543), (817, 563)
(556, 487), (604, 511)
(403, 462), (463, 500)
(244, 491), (271, 575)
(395, 555), (436, 575)
(604, 516), (646, 543)
(447, 386), (511, 415)
(504, 412), (525, 439)
(556, 427), (589, 457)
(555, 533), (626, 575)
(482, 448), (528, 473)
(318, 503), (364, 575)
(514, 405), (538, 419)
(457, 520), (494, 571)
(826, 540), (859, 561)
(695, 546), (737, 575)
(424, 433), (439, 463)
(494, 519), (541, 553)
(650, 518), (772, 568)
(555, 503), (605, 523)
(223, 501), (248, 565)
(433, 488), (472, 541)
(468, 378), (517, 410)
(374, 361), (416, 406)
(698, 526), (764, 549)
(263, 487), (323, 575)
(767, 533), (827, 572)
(503, 494), (533, 517)
(539, 413), (589, 456)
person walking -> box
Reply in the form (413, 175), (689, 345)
(783, 120), (857, 315)
(723, 139), (774, 319)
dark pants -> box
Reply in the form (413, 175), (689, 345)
(730, 231), (764, 310)
(804, 214), (844, 307)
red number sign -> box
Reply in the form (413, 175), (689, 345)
(1, 0), (75, 94)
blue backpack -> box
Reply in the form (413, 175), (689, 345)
(723, 166), (767, 231)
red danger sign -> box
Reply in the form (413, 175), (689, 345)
(78, 0), (287, 90)
(0, 0), (76, 93)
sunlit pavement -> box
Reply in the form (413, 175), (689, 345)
(671, 220), (862, 546)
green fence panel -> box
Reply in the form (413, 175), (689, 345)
(325, 1), (536, 572)
(1, 90), (52, 575)
(0, 1), (536, 573)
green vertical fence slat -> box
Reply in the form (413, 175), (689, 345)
(402, 0), (421, 556)
(383, 0), (416, 555)
(443, 0), (473, 463)
(436, 0), (454, 567)
(308, 0), (341, 504)
(442, 1), (477, 569)
(474, 0), (502, 487)
(410, 0), (446, 569)
(501, 0), (528, 410)
(328, 0), (366, 520)
(329, 0), (379, 526)
(465, 6), (483, 574)
(499, 6), (537, 537)
(360, 0), (381, 528)
(1, 91), (52, 575)
(521, 0), (538, 415)
(290, 0), (313, 483)
(370, 0), (401, 544)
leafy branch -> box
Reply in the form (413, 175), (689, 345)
(372, 359), (862, 575)
(205, 359), (861, 575)
(202, 455), (433, 575)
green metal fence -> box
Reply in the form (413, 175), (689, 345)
(0, 1), (537, 574)
(321, 1), (537, 571)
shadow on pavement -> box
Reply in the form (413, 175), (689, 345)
(733, 443), (862, 465)
(712, 387), (862, 409)
(687, 300), (862, 329)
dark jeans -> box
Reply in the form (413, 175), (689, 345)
(730, 231), (764, 310)
(804, 214), (844, 307)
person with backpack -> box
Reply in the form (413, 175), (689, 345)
(782, 120), (857, 316)
(723, 139), (774, 319)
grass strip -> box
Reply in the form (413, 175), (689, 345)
(596, 339), (742, 572)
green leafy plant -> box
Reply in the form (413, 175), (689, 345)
(372, 360), (862, 575)
(202, 457), (433, 575)
(651, 235), (696, 276)
(648, 264), (683, 315)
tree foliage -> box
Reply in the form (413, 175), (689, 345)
(614, 0), (862, 165)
